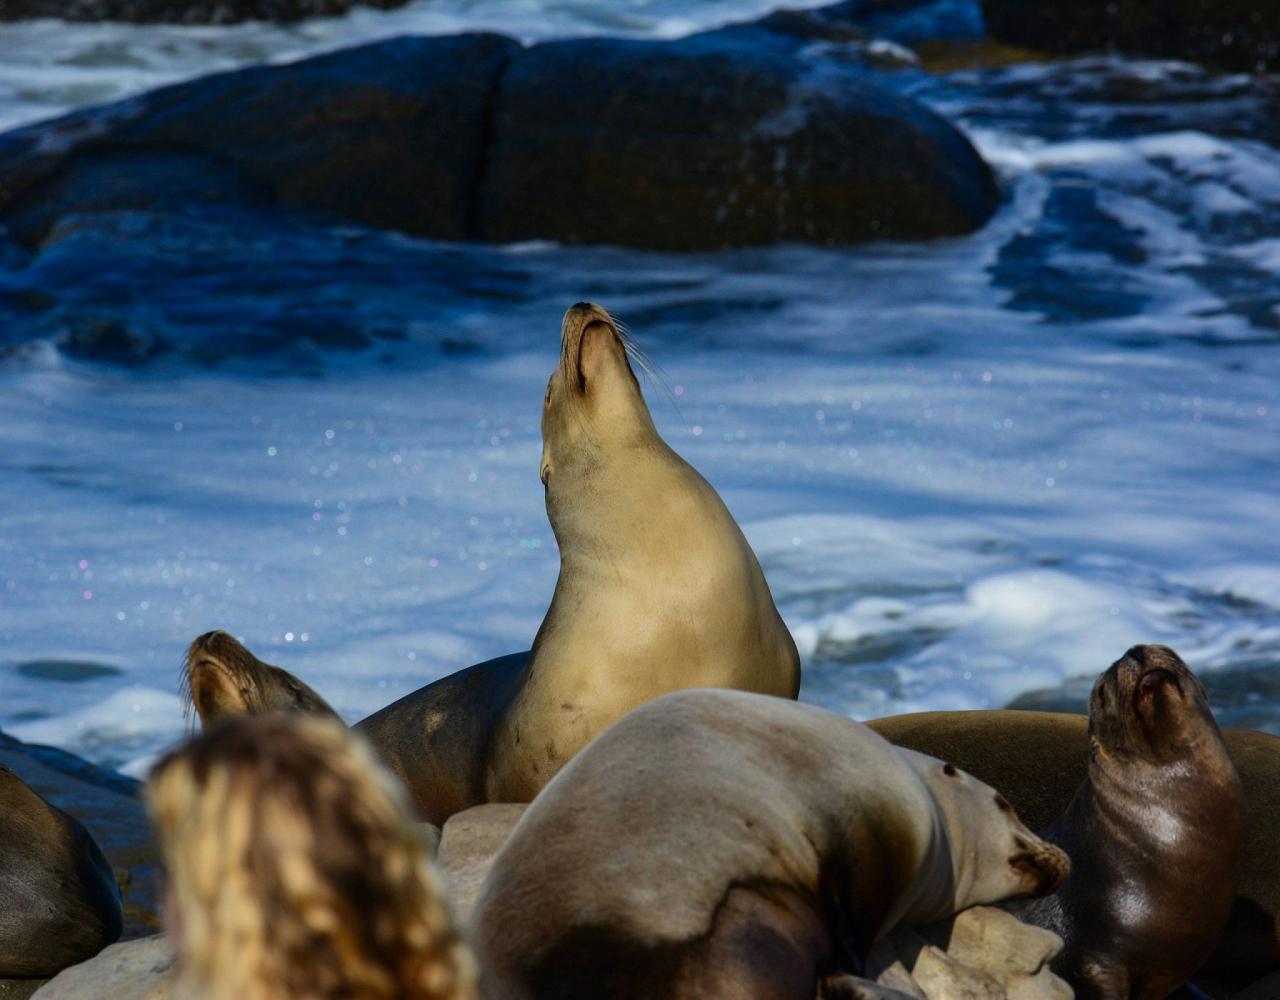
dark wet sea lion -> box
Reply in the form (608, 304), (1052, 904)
(187, 303), (800, 825)
(871, 648), (1270, 990)
(183, 629), (340, 725)
(0, 763), (122, 978)
(471, 689), (1068, 1000)
(1003, 645), (1244, 999)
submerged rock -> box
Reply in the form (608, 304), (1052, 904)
(0, 0), (408, 25)
(0, 28), (998, 253)
(980, 0), (1279, 74)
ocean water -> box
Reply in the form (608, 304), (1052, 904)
(1, 3), (1279, 776)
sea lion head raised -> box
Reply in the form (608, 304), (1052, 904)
(903, 750), (1070, 912)
(1016, 645), (1245, 999)
(1090, 643), (1221, 768)
(182, 630), (340, 727)
(539, 302), (656, 496)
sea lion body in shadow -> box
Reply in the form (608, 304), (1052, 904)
(871, 649), (1267, 990)
(0, 763), (122, 978)
(187, 303), (800, 825)
(471, 689), (1068, 1000)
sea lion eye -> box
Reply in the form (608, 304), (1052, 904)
(943, 763), (958, 777)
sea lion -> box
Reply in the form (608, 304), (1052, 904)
(867, 712), (1280, 989)
(182, 630), (339, 725)
(1007, 645), (1245, 998)
(0, 763), (122, 978)
(186, 302), (800, 825)
(470, 689), (1069, 1000)
(872, 645), (1253, 995)
(146, 713), (474, 1000)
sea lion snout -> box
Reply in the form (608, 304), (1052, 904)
(185, 631), (252, 709)
(1091, 644), (1203, 723)
(561, 301), (612, 335)
(1008, 836), (1071, 899)
(189, 629), (233, 657)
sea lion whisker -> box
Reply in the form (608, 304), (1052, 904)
(621, 336), (679, 408)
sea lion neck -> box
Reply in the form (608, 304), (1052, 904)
(544, 439), (717, 568)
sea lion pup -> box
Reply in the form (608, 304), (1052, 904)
(182, 629), (339, 725)
(471, 689), (1069, 1000)
(997, 645), (1245, 1000)
(0, 763), (122, 978)
(189, 303), (800, 824)
(146, 714), (474, 1000)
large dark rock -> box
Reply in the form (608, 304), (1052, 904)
(0, 34), (520, 246)
(0, 28), (999, 253)
(0, 0), (407, 25)
(478, 31), (998, 249)
(980, 0), (1280, 74)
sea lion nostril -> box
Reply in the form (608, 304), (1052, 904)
(570, 301), (593, 312)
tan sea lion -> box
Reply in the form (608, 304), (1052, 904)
(186, 302), (800, 824)
(471, 689), (1069, 1000)
(0, 763), (122, 978)
(871, 646), (1269, 991)
(146, 713), (474, 1000)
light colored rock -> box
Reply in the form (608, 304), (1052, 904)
(32, 936), (172, 1000)
(921, 905), (1065, 977)
(909, 941), (1008, 999)
(870, 907), (1071, 1000)
(436, 803), (527, 923)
